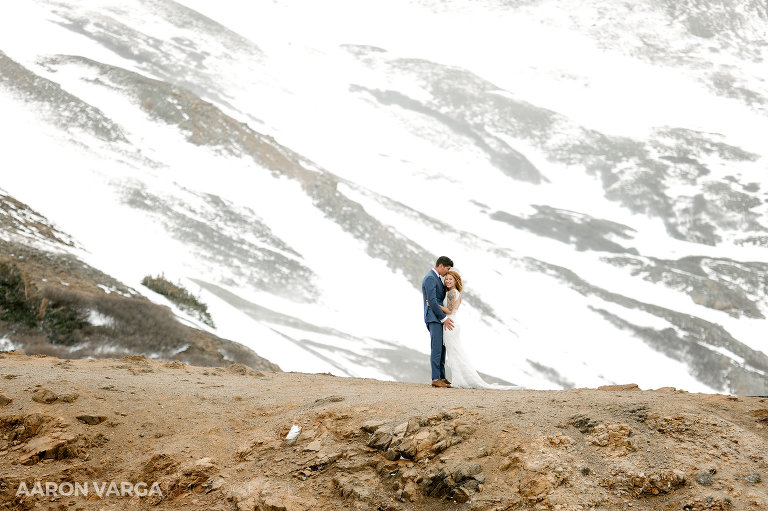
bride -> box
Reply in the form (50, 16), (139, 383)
(437, 270), (522, 390)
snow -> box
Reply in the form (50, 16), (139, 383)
(0, 337), (16, 352)
(0, 0), (766, 392)
(88, 311), (114, 328)
(706, 345), (746, 367)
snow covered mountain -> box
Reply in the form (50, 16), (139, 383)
(1, 0), (767, 394)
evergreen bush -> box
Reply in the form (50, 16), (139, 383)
(141, 274), (215, 328)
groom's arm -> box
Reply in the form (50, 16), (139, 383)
(424, 278), (447, 322)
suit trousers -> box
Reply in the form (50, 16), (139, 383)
(428, 321), (446, 380)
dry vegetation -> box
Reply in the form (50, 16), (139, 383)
(0, 246), (277, 372)
(1, 193), (276, 372)
(0, 260), (192, 357)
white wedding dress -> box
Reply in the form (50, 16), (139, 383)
(443, 291), (523, 390)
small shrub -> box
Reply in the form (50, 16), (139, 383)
(0, 261), (39, 327)
(141, 274), (215, 328)
(0, 262), (89, 343)
(39, 288), (90, 344)
(89, 292), (188, 351)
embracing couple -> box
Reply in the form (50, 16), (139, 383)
(422, 256), (521, 390)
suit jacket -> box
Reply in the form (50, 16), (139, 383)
(422, 270), (447, 324)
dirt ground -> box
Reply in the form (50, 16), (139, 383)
(1, 351), (766, 510)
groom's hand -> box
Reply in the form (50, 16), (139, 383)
(443, 318), (455, 331)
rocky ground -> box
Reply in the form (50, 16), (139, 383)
(0, 352), (766, 511)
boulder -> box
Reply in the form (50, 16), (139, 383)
(586, 423), (635, 456)
(59, 393), (79, 403)
(31, 388), (57, 404)
(19, 432), (78, 465)
(367, 429), (394, 451)
(226, 478), (310, 511)
(360, 419), (389, 433)
(604, 469), (685, 497)
(76, 415), (107, 425)
(598, 384), (641, 391)
(696, 471), (715, 486)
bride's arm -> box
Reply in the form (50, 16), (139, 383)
(443, 290), (461, 314)
(427, 296), (455, 313)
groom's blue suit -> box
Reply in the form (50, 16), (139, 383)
(422, 269), (447, 380)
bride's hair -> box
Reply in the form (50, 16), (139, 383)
(446, 270), (463, 292)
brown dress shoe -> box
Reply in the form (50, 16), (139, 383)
(431, 379), (451, 388)
(441, 378), (452, 385)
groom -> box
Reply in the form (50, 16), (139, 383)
(422, 256), (455, 388)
